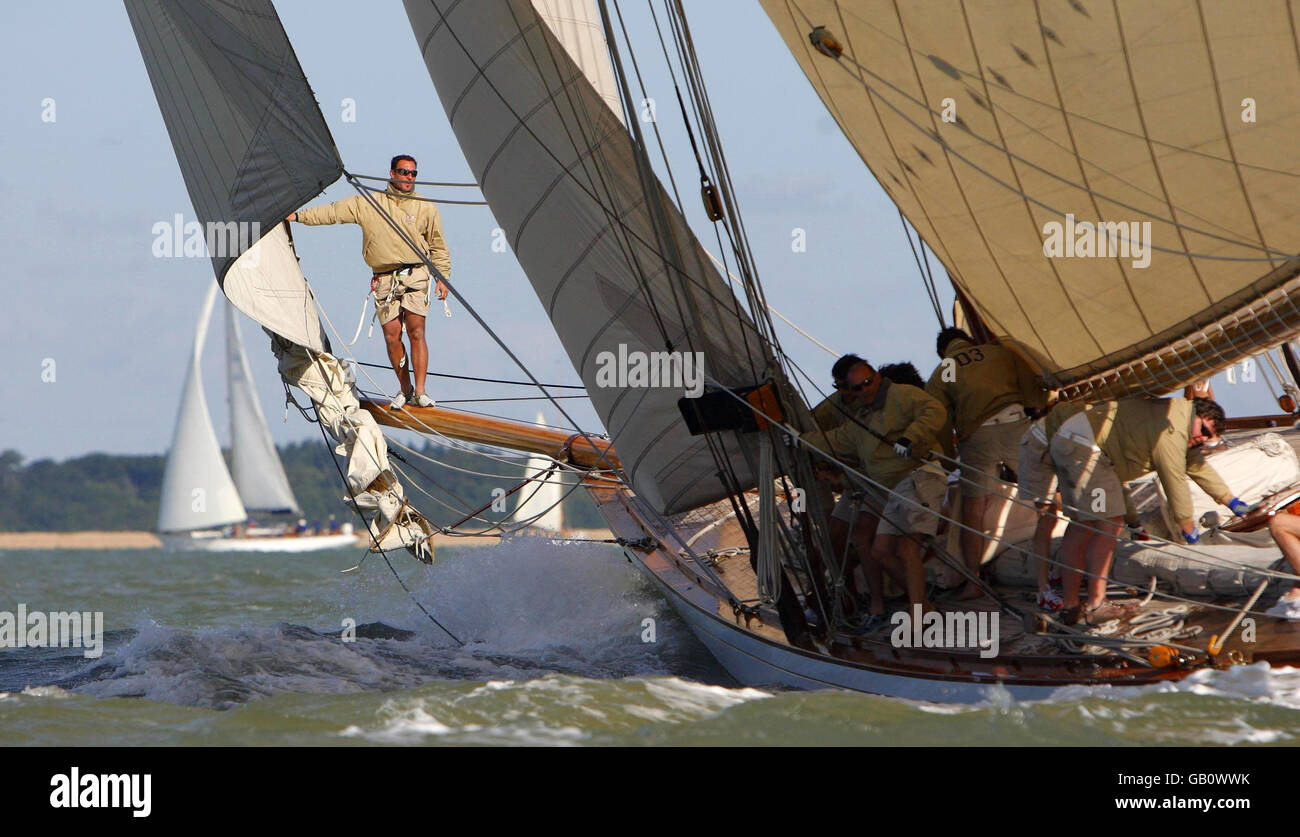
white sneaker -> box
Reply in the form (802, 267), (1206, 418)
(1264, 596), (1300, 621)
(389, 391), (410, 411)
(1037, 585), (1065, 611)
(413, 391), (436, 408)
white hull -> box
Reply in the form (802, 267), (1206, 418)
(161, 531), (359, 553)
(623, 546), (1056, 703)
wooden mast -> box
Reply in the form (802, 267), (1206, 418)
(359, 398), (621, 472)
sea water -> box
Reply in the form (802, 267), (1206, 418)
(1, 539), (1299, 746)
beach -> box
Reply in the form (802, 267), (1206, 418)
(0, 529), (613, 550)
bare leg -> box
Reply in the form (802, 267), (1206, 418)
(1082, 517), (1124, 610)
(1034, 502), (1060, 589)
(381, 316), (411, 395)
(849, 514), (880, 610)
(404, 310), (428, 397)
(1058, 522), (1091, 611)
(896, 534), (930, 610)
(869, 532), (914, 612)
(957, 492), (989, 600)
(1267, 515), (1300, 601)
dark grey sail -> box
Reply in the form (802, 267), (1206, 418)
(125, 0), (342, 350)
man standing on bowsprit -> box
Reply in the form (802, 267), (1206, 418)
(288, 155), (452, 410)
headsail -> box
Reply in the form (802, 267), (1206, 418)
(226, 302), (299, 515)
(129, 0), (437, 559)
(762, 1), (1300, 398)
(158, 283), (247, 533)
(403, 0), (774, 513)
(124, 0), (341, 350)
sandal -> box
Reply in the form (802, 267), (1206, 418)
(1082, 599), (1141, 626)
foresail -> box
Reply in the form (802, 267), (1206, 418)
(158, 283), (247, 533)
(404, 0), (774, 513)
(762, 1), (1300, 398)
(226, 302), (299, 515)
(124, 0), (340, 350)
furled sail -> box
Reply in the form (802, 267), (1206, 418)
(158, 283), (247, 533)
(403, 0), (774, 513)
(762, 1), (1300, 399)
(124, 0), (341, 351)
(226, 302), (299, 514)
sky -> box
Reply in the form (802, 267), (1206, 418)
(0, 0), (1282, 464)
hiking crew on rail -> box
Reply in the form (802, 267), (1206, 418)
(803, 328), (1260, 632)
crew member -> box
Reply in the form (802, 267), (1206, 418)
(1048, 396), (1246, 625)
(289, 154), (451, 410)
(925, 327), (1048, 601)
(803, 361), (949, 617)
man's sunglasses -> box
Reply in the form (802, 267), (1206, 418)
(394, 168), (418, 177)
(838, 376), (875, 392)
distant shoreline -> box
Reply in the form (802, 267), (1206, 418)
(0, 531), (163, 550)
(0, 529), (613, 550)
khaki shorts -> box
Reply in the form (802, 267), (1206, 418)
(831, 484), (888, 523)
(958, 416), (1029, 497)
(1016, 423), (1058, 506)
(373, 265), (432, 323)
(1049, 434), (1124, 522)
(878, 468), (948, 537)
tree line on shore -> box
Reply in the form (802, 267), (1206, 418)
(0, 442), (603, 532)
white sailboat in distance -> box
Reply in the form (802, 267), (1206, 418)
(509, 411), (566, 535)
(157, 281), (357, 553)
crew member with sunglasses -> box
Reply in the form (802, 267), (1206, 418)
(802, 359), (949, 619)
(1046, 396), (1245, 625)
(807, 354), (875, 610)
(288, 155), (451, 410)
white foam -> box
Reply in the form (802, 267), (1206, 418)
(20, 685), (72, 699)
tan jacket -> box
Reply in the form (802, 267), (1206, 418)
(1084, 397), (1232, 530)
(803, 379), (948, 490)
(297, 184), (452, 276)
(810, 391), (854, 431)
(926, 338), (1047, 439)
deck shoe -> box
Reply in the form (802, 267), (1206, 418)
(1264, 595), (1300, 621)
(1036, 585), (1065, 611)
(413, 391), (436, 408)
(1082, 600), (1141, 626)
(389, 390), (412, 411)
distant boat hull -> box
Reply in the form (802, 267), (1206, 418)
(160, 531), (359, 553)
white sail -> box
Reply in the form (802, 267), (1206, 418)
(221, 225), (329, 354)
(511, 412), (565, 532)
(157, 282), (247, 533)
(531, 0), (623, 122)
(226, 301), (299, 514)
(404, 0), (774, 514)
